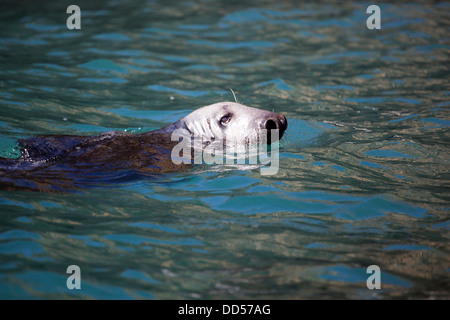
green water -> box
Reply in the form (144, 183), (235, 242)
(0, 0), (449, 299)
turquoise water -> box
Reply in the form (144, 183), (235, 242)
(0, 0), (449, 299)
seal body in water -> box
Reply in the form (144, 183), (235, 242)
(0, 102), (287, 192)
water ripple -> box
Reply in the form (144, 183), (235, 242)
(0, 0), (448, 299)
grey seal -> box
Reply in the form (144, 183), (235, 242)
(0, 102), (287, 191)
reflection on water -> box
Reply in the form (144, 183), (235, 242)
(0, 0), (449, 299)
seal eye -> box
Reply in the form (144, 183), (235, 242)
(220, 114), (232, 126)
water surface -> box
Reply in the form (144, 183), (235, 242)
(0, 0), (449, 299)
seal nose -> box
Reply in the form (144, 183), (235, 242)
(264, 114), (288, 137)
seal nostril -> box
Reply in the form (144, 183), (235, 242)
(265, 119), (278, 131)
(279, 115), (287, 131)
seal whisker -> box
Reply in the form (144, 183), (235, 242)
(229, 88), (238, 103)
